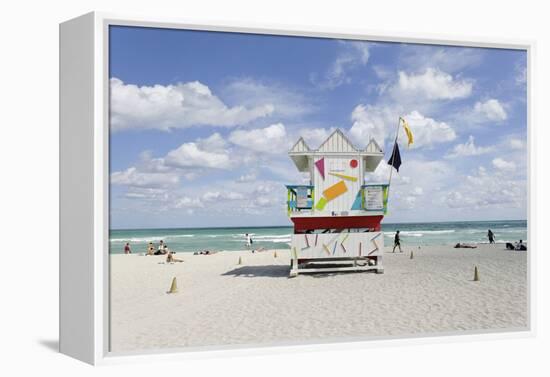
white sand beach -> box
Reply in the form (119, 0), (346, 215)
(110, 244), (527, 353)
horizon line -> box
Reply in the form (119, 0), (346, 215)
(110, 218), (527, 232)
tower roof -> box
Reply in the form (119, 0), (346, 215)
(288, 128), (384, 172)
(317, 129), (358, 153)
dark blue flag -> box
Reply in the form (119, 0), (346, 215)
(387, 142), (402, 172)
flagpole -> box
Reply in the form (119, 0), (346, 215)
(387, 117), (402, 199)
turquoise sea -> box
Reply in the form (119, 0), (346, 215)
(109, 220), (527, 254)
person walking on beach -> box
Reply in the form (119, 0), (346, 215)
(393, 230), (403, 253)
(487, 229), (495, 244)
(124, 242), (131, 254)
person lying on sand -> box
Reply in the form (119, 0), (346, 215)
(454, 243), (478, 249)
(166, 251), (183, 263)
(193, 250), (218, 255)
(253, 247), (268, 252)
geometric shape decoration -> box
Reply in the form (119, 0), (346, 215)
(358, 241), (362, 256)
(304, 234), (310, 247)
(340, 243), (347, 253)
(327, 234), (340, 245)
(328, 172), (358, 182)
(322, 180), (347, 201)
(322, 243), (331, 256)
(341, 233), (349, 245)
(368, 241), (379, 255)
(350, 159), (358, 168)
(351, 190), (363, 210)
(332, 240), (338, 255)
(314, 157), (325, 179)
(315, 197), (328, 210)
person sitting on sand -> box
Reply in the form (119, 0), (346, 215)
(146, 242), (155, 256)
(515, 239), (527, 251)
(454, 243), (478, 249)
(166, 251), (183, 263)
(392, 230), (402, 253)
(154, 240), (168, 255)
(124, 242), (131, 254)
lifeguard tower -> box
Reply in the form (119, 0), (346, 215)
(286, 129), (388, 276)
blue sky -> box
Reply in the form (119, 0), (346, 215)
(109, 25), (527, 229)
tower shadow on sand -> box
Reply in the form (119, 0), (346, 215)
(222, 265), (289, 278)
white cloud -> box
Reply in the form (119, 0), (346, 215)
(229, 123), (289, 153)
(297, 127), (336, 148)
(312, 41), (371, 89)
(508, 138), (524, 150)
(236, 172), (257, 183)
(515, 62), (527, 86)
(390, 68), (473, 100)
(222, 78), (314, 119)
(196, 132), (228, 152)
(349, 106), (456, 149)
(398, 46), (483, 74)
(111, 167), (179, 188)
(202, 191), (245, 202)
(348, 104), (394, 147)
(367, 158), (457, 214)
(110, 78), (274, 131)
(164, 142), (233, 169)
(404, 111), (456, 148)
(474, 99), (507, 121)
(445, 165), (525, 209)
(123, 187), (170, 202)
(372, 65), (392, 80)
(492, 158), (516, 171)
(174, 196), (204, 209)
(446, 135), (494, 158)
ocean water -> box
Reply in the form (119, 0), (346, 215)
(109, 220), (527, 254)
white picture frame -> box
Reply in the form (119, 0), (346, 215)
(59, 11), (535, 365)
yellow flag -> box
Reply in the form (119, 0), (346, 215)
(401, 117), (413, 147)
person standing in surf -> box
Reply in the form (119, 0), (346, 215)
(487, 229), (495, 244)
(245, 233), (253, 250)
(393, 230), (403, 253)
